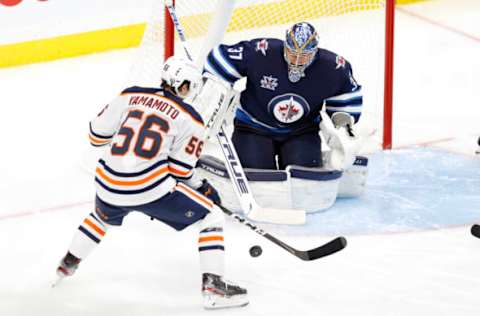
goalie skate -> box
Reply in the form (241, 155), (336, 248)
(202, 273), (248, 309)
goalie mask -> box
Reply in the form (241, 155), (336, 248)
(161, 56), (203, 100)
(284, 22), (319, 83)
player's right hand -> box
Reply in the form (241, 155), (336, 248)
(197, 179), (221, 205)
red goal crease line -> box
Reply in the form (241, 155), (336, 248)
(0, 201), (92, 221)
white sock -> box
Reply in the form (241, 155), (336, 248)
(198, 227), (225, 276)
(68, 212), (109, 259)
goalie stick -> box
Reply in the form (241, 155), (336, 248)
(218, 204), (347, 261)
(471, 224), (480, 238)
(166, 1), (306, 225)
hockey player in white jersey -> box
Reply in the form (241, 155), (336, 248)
(56, 56), (248, 309)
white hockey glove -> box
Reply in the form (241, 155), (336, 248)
(319, 111), (359, 170)
(187, 73), (239, 139)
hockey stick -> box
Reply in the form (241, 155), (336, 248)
(165, 1), (306, 225)
(165, 1), (193, 61)
(218, 204), (347, 261)
(471, 224), (480, 238)
(216, 123), (306, 225)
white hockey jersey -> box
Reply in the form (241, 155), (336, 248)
(89, 86), (206, 206)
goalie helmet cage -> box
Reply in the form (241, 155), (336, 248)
(128, 0), (395, 151)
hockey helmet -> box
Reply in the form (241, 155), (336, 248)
(161, 56), (203, 99)
(284, 22), (319, 82)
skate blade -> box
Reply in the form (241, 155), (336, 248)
(51, 276), (65, 288)
(203, 294), (249, 310)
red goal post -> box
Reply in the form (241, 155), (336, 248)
(129, 0), (395, 151)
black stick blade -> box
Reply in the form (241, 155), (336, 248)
(471, 224), (480, 238)
(306, 236), (347, 261)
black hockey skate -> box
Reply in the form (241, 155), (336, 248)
(56, 252), (81, 278)
(52, 252), (81, 287)
(202, 273), (248, 309)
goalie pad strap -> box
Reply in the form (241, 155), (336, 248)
(353, 156), (368, 166)
(198, 155), (347, 181)
(288, 167), (342, 181)
(198, 155), (287, 182)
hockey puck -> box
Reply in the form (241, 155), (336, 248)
(471, 224), (480, 238)
(249, 245), (262, 257)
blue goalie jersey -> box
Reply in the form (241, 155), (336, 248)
(204, 38), (362, 136)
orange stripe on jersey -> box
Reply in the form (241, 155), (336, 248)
(199, 236), (224, 243)
(121, 92), (205, 127)
(96, 165), (169, 186)
(84, 218), (105, 236)
(89, 134), (111, 145)
(177, 183), (214, 208)
(169, 166), (192, 177)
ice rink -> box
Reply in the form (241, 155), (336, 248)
(1, 0), (480, 315)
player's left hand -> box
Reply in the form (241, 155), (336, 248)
(197, 179), (221, 205)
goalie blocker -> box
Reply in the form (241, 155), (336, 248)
(197, 154), (368, 214)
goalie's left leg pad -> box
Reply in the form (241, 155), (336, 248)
(337, 156), (369, 198)
(287, 165), (342, 212)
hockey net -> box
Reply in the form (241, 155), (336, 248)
(128, 0), (392, 152)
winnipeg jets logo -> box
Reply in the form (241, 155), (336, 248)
(278, 101), (300, 122)
(268, 94), (310, 124)
(255, 39), (269, 56)
(260, 75), (278, 91)
(335, 55), (346, 69)
(185, 210), (195, 218)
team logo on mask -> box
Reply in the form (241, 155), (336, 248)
(268, 94), (310, 124)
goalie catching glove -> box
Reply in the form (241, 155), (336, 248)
(319, 111), (360, 170)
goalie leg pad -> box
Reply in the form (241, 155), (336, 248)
(196, 155), (290, 212)
(198, 155), (344, 214)
(337, 156), (369, 198)
(287, 165), (342, 212)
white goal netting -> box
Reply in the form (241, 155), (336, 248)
(128, 0), (388, 152)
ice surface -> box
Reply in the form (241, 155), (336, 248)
(1, 0), (479, 315)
